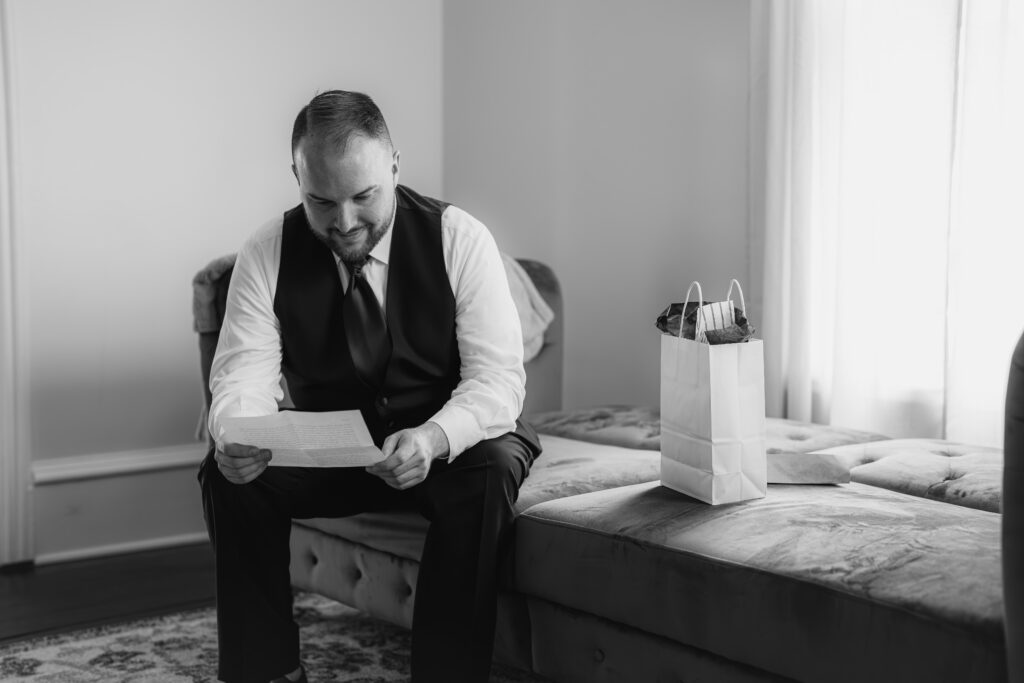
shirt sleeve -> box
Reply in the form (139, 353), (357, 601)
(207, 221), (285, 447)
(428, 206), (526, 459)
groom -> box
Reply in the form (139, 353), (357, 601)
(199, 90), (540, 683)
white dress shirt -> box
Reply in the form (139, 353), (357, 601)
(208, 203), (526, 460)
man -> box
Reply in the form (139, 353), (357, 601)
(199, 90), (541, 683)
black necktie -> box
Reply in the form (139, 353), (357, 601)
(342, 260), (391, 388)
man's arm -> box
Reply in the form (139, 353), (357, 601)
(368, 205), (525, 489)
(207, 222), (285, 483)
(429, 205), (526, 458)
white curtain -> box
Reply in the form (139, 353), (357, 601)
(762, 0), (1024, 447)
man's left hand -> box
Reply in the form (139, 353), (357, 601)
(366, 422), (450, 490)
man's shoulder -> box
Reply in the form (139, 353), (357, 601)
(240, 213), (286, 255)
(231, 213), (289, 286)
(394, 186), (494, 249)
(440, 203), (490, 243)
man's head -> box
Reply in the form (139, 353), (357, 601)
(291, 91), (400, 264)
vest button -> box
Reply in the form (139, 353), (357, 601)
(387, 420), (396, 430)
(377, 396), (389, 408)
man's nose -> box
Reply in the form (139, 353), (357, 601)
(335, 204), (359, 232)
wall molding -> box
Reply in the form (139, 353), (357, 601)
(34, 531), (210, 566)
(32, 442), (209, 566)
(33, 442), (208, 485)
(0, 0), (33, 567)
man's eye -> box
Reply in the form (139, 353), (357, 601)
(355, 194), (371, 203)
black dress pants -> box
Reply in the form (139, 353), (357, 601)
(198, 431), (537, 683)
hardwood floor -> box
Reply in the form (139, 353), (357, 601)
(0, 542), (216, 646)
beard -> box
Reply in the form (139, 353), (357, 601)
(309, 197), (396, 265)
(325, 220), (389, 265)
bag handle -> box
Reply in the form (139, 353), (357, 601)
(679, 281), (707, 339)
(725, 278), (747, 317)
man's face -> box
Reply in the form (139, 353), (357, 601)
(292, 134), (399, 264)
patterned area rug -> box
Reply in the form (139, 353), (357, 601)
(0, 592), (546, 682)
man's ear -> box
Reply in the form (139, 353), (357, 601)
(291, 163), (299, 185)
(391, 150), (400, 185)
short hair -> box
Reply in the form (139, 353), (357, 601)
(291, 90), (393, 158)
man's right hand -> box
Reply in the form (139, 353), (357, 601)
(215, 443), (272, 485)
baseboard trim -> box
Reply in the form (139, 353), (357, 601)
(34, 531), (210, 566)
(33, 442), (208, 485)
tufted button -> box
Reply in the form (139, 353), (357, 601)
(593, 648), (605, 663)
(352, 568), (362, 581)
(404, 584), (414, 598)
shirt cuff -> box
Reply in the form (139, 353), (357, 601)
(428, 406), (481, 461)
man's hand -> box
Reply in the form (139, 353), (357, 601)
(366, 422), (450, 490)
(215, 442), (272, 485)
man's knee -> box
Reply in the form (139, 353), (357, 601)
(419, 434), (532, 518)
(456, 433), (534, 494)
(198, 445), (269, 511)
(198, 442), (215, 481)
(198, 445), (224, 503)
(198, 446), (243, 504)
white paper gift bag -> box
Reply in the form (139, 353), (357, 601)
(660, 280), (767, 504)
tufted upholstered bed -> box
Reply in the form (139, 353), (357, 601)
(194, 259), (1009, 682)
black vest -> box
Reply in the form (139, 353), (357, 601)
(274, 185), (461, 444)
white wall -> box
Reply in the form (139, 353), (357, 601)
(2, 0), (442, 562)
(444, 0), (752, 409)
(4, 0), (754, 561)
(6, 0), (443, 461)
